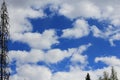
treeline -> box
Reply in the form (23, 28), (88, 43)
(85, 67), (118, 80)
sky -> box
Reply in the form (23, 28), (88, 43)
(1, 0), (120, 80)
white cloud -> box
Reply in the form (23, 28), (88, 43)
(70, 43), (91, 68)
(91, 25), (120, 46)
(10, 64), (52, 80)
(59, 1), (101, 19)
(6, 0), (120, 47)
(9, 4), (45, 34)
(94, 56), (120, 79)
(45, 49), (71, 63)
(6, 0), (61, 50)
(52, 70), (87, 80)
(3, 0), (120, 80)
(58, 0), (120, 44)
(44, 43), (91, 64)
(52, 65), (120, 80)
(8, 49), (44, 66)
(58, 0), (120, 26)
(52, 66), (114, 80)
(9, 43), (91, 65)
(8, 43), (93, 80)
(62, 19), (90, 39)
(9, 63), (120, 80)
(11, 29), (59, 49)
(95, 56), (120, 66)
(91, 25), (105, 38)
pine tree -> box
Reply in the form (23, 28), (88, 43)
(86, 73), (91, 80)
(110, 67), (118, 80)
(103, 71), (109, 80)
(99, 77), (103, 80)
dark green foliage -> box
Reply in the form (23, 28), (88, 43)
(99, 77), (103, 80)
(86, 73), (91, 80)
(110, 67), (118, 80)
(103, 71), (109, 80)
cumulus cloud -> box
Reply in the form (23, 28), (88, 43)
(58, 0), (120, 26)
(10, 64), (52, 80)
(8, 2), (45, 35)
(59, 0), (120, 44)
(3, 0), (120, 80)
(59, 1), (101, 19)
(51, 66), (118, 80)
(62, 19), (90, 39)
(7, 0), (59, 50)
(8, 43), (93, 80)
(11, 29), (59, 49)
(95, 56), (120, 66)
(9, 43), (91, 66)
(6, 0), (120, 46)
(94, 56), (120, 79)
(91, 25), (120, 46)
(45, 49), (71, 63)
(10, 64), (120, 80)
(8, 49), (44, 66)
(70, 43), (92, 68)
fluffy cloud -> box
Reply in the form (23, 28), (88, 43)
(9, 3), (45, 34)
(62, 19), (90, 39)
(70, 43), (91, 68)
(52, 66), (116, 80)
(11, 29), (59, 49)
(95, 56), (120, 66)
(7, 0), (59, 50)
(59, 1), (101, 19)
(10, 64), (52, 80)
(10, 64), (120, 80)
(6, 0), (120, 46)
(59, 0), (120, 44)
(8, 43), (92, 80)
(91, 25), (120, 46)
(58, 0), (120, 26)
(3, 0), (120, 80)
(9, 43), (91, 66)
(52, 70), (87, 80)
(95, 56), (120, 79)
(9, 48), (71, 65)
(8, 49), (44, 66)
(45, 49), (71, 63)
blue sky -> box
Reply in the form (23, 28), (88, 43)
(2, 0), (120, 80)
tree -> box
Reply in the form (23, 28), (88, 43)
(110, 67), (118, 80)
(97, 67), (118, 80)
(99, 77), (103, 80)
(86, 73), (91, 80)
(103, 71), (109, 80)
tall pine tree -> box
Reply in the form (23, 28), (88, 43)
(110, 67), (118, 80)
(99, 77), (103, 80)
(103, 71), (109, 80)
(86, 73), (91, 80)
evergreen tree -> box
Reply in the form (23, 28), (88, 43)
(99, 77), (103, 80)
(86, 73), (91, 80)
(103, 71), (109, 80)
(110, 67), (118, 80)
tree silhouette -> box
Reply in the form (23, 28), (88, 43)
(86, 73), (91, 80)
(99, 77), (103, 80)
(97, 67), (119, 80)
(103, 71), (109, 80)
(110, 67), (118, 80)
